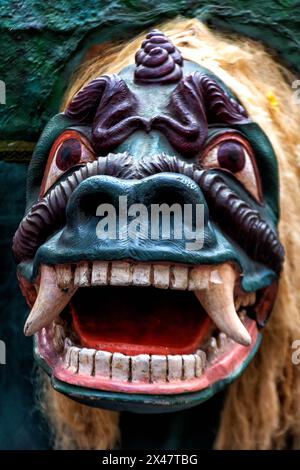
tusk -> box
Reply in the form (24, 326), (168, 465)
(194, 264), (251, 346)
(24, 265), (77, 336)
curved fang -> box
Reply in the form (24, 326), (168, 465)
(194, 263), (251, 346)
(24, 265), (77, 336)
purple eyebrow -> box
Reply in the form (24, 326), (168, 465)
(65, 71), (248, 158)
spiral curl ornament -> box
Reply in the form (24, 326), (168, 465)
(134, 30), (183, 84)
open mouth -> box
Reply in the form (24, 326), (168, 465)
(25, 260), (262, 395)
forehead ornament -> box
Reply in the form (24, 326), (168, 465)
(134, 29), (183, 84)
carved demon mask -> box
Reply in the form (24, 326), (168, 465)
(13, 31), (284, 413)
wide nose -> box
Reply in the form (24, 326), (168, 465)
(65, 173), (208, 228)
(59, 172), (212, 259)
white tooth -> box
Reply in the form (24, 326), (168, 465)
(132, 264), (151, 286)
(209, 337), (217, 351)
(69, 347), (80, 373)
(95, 350), (112, 378)
(217, 332), (228, 349)
(196, 349), (207, 371)
(194, 263), (251, 346)
(131, 354), (150, 382)
(239, 309), (247, 323)
(64, 337), (72, 349)
(24, 265), (77, 336)
(167, 355), (183, 381)
(196, 349), (206, 368)
(151, 355), (167, 382)
(111, 353), (130, 381)
(74, 262), (90, 287)
(91, 261), (109, 286)
(63, 336), (72, 352)
(182, 354), (196, 380)
(170, 266), (188, 290)
(110, 262), (132, 286)
(153, 265), (170, 289)
(78, 348), (95, 375)
(207, 337), (218, 362)
(56, 264), (73, 289)
(64, 341), (72, 368)
(53, 324), (65, 353)
(194, 353), (204, 377)
(188, 266), (210, 290)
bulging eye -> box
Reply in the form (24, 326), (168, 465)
(217, 141), (245, 173)
(56, 138), (82, 171)
(201, 135), (262, 202)
(40, 130), (95, 196)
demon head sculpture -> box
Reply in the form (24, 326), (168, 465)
(13, 30), (284, 413)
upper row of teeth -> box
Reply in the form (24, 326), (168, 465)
(56, 260), (242, 292)
(235, 292), (256, 311)
(56, 260), (255, 309)
(27, 263), (255, 348)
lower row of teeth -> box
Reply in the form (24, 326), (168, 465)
(64, 343), (207, 382)
(51, 326), (236, 383)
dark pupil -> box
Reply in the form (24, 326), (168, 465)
(217, 141), (245, 173)
(56, 138), (81, 171)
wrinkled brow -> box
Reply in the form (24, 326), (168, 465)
(65, 72), (249, 158)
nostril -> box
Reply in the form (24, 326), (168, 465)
(65, 176), (129, 228)
(79, 193), (116, 219)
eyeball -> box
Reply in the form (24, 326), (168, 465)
(55, 138), (82, 171)
(40, 130), (95, 196)
(216, 141), (246, 173)
(201, 134), (262, 202)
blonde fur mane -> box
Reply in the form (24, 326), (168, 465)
(45, 18), (300, 449)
